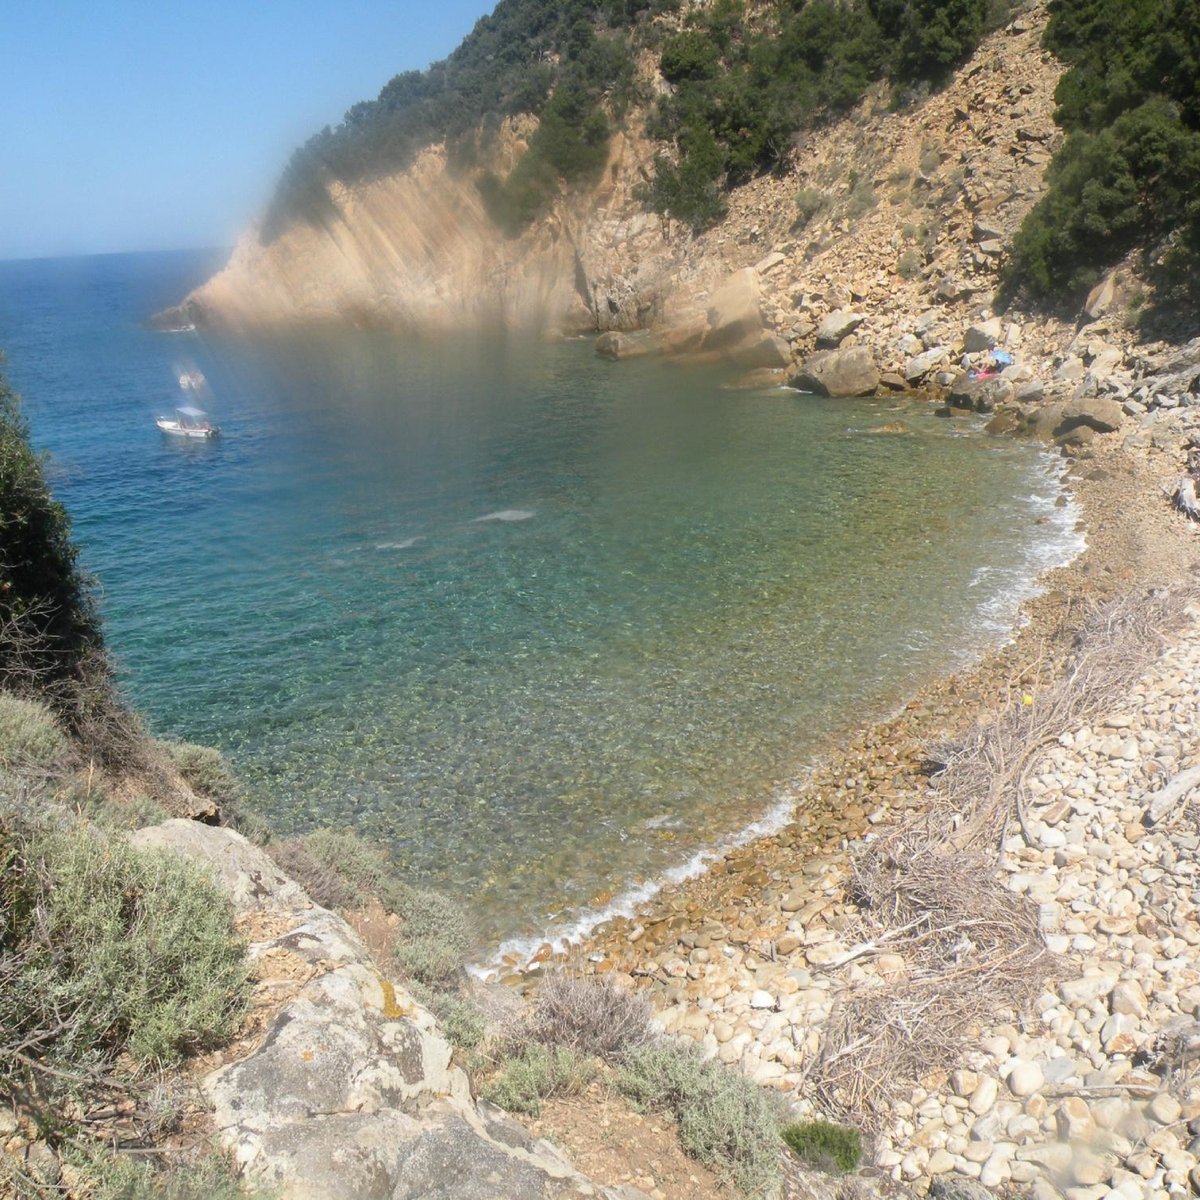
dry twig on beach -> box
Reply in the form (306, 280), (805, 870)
(809, 587), (1194, 1129)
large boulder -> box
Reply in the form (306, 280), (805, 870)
(789, 347), (880, 397)
(963, 318), (1003, 353)
(1057, 396), (1126, 434)
(946, 373), (1014, 413)
(700, 268), (763, 351)
(731, 331), (791, 369)
(595, 330), (659, 360)
(1023, 397), (1126, 441)
(905, 346), (950, 383)
(1083, 272), (1118, 321)
(815, 309), (865, 348)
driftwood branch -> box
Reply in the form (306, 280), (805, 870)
(1146, 764), (1200, 824)
(1168, 475), (1200, 521)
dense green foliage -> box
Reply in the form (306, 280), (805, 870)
(640, 0), (1001, 231)
(1005, 0), (1200, 307)
(0, 814), (249, 1105)
(781, 1119), (864, 1174)
(0, 365), (103, 699)
(264, 0), (1007, 241)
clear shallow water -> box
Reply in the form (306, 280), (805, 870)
(0, 249), (1082, 948)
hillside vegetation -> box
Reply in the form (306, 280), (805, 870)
(260, 0), (1200, 316)
(1005, 0), (1200, 309)
(263, 0), (1009, 240)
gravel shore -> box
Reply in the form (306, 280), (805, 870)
(499, 417), (1200, 1199)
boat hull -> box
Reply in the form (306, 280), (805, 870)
(156, 418), (219, 439)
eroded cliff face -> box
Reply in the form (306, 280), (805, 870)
(173, 121), (696, 339)
(168, 8), (1077, 376)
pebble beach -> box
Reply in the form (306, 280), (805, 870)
(496, 417), (1200, 1200)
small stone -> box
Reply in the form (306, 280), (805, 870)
(971, 1077), (1000, 1115)
(749, 990), (775, 1010)
(776, 933), (802, 956)
(1007, 1062), (1045, 1098)
(951, 1069), (980, 1098)
(928, 1149), (956, 1175)
(1111, 981), (1148, 1017)
(1072, 1148), (1115, 1187)
(1057, 1097), (1095, 1140)
(1147, 1093), (1182, 1125)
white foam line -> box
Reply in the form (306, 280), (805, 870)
(473, 453), (1087, 981)
(470, 794), (797, 980)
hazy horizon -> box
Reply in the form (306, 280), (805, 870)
(0, 1), (495, 262)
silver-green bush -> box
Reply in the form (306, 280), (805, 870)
(0, 691), (67, 771)
(480, 1044), (595, 1116)
(617, 1040), (783, 1197)
(163, 740), (240, 806)
(410, 981), (488, 1050)
(0, 815), (250, 1104)
(268, 827), (472, 985)
(64, 1145), (275, 1200)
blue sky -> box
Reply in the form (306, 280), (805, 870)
(0, 1), (494, 260)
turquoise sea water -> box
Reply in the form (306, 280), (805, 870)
(0, 249), (1082, 950)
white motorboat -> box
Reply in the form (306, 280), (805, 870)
(156, 404), (220, 439)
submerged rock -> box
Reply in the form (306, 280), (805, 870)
(595, 330), (659, 360)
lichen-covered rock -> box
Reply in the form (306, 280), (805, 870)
(133, 821), (637, 1200)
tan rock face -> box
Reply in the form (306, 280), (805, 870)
(168, 4), (1071, 377)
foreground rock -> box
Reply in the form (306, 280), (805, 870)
(789, 348), (880, 397)
(132, 821), (637, 1200)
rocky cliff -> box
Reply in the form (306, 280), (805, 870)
(162, 7), (1099, 375)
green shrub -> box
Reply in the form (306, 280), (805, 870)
(84, 788), (170, 833)
(616, 1040), (783, 1196)
(660, 30), (721, 83)
(781, 1119), (863, 1174)
(0, 365), (103, 697)
(164, 741), (240, 806)
(266, 827), (472, 984)
(65, 1145), (272, 1200)
(1004, 0), (1200, 307)
(794, 187), (828, 228)
(869, 0), (994, 83)
(1005, 97), (1200, 307)
(0, 692), (67, 771)
(410, 981), (488, 1050)
(0, 816), (249, 1102)
(481, 1044), (596, 1116)
(846, 181), (879, 220)
(391, 926), (467, 987)
(896, 248), (923, 279)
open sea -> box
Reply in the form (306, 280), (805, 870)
(0, 248), (1083, 952)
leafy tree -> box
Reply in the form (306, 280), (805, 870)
(870, 0), (991, 82)
(1005, 0), (1200, 307)
(0, 362), (102, 697)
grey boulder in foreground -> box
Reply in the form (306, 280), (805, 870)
(132, 820), (642, 1200)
